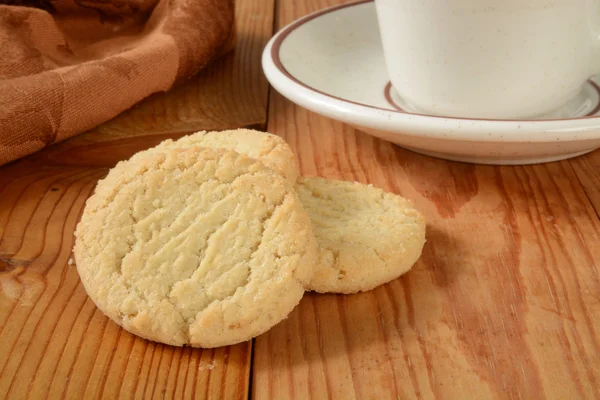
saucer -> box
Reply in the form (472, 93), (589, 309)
(262, 0), (600, 164)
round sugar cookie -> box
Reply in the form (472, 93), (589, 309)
(150, 129), (298, 185)
(74, 147), (316, 347)
(296, 176), (426, 294)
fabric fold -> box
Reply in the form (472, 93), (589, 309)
(0, 0), (235, 166)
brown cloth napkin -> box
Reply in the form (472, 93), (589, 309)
(0, 0), (234, 166)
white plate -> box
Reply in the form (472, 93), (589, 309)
(262, 0), (600, 164)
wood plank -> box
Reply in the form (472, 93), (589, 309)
(571, 150), (600, 218)
(0, 147), (253, 400)
(0, 0), (274, 398)
(253, 1), (600, 398)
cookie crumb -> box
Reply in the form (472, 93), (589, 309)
(199, 360), (217, 371)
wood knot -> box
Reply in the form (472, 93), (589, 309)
(0, 257), (29, 276)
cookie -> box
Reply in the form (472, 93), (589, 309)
(74, 147), (317, 347)
(295, 176), (426, 294)
(148, 129), (298, 185)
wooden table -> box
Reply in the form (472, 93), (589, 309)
(1, 0), (599, 398)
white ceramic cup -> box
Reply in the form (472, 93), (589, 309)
(374, 0), (600, 119)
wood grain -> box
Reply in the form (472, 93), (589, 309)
(0, 0), (273, 398)
(571, 150), (600, 218)
(252, 1), (600, 399)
